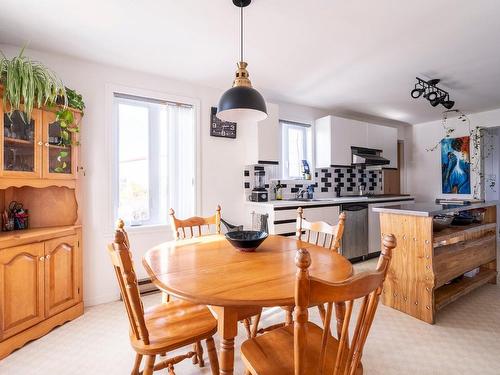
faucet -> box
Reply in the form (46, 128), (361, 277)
(295, 188), (307, 199)
(358, 184), (366, 196)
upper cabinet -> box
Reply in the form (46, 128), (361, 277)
(315, 115), (397, 168)
(0, 101), (81, 188)
(2, 108), (43, 179)
(366, 124), (398, 168)
(246, 102), (280, 164)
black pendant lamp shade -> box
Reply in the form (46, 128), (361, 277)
(217, 0), (267, 123)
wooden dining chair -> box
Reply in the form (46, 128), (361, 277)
(296, 207), (346, 252)
(296, 207), (347, 330)
(169, 205), (263, 340)
(169, 205), (221, 240)
(241, 234), (396, 375)
(107, 222), (219, 375)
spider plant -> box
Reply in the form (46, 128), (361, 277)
(0, 47), (67, 121)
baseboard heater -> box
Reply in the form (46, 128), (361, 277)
(120, 278), (160, 300)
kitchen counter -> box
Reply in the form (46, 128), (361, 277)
(373, 200), (499, 217)
(245, 195), (414, 207)
(376, 201), (497, 324)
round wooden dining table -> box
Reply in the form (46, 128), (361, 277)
(143, 234), (353, 375)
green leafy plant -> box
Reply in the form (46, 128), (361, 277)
(65, 88), (85, 112)
(53, 108), (81, 173)
(0, 47), (67, 121)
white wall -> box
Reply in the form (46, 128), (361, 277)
(409, 108), (500, 201)
(0, 44), (330, 306)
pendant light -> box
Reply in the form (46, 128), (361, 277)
(217, 0), (267, 123)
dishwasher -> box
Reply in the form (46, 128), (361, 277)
(340, 203), (368, 260)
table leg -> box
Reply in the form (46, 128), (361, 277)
(211, 306), (238, 375)
(334, 302), (346, 339)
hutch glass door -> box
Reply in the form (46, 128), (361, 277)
(2, 109), (42, 178)
(42, 111), (77, 179)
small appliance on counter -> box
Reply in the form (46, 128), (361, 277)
(249, 170), (268, 202)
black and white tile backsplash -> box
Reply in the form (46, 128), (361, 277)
(243, 164), (383, 200)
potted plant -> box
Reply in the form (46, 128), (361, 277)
(1, 48), (86, 173)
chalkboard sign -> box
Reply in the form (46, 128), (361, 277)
(210, 107), (237, 139)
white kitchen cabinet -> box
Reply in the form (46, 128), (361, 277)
(366, 124), (398, 168)
(315, 115), (398, 168)
(246, 102), (280, 164)
(368, 199), (414, 253)
(246, 202), (340, 236)
(315, 115), (367, 167)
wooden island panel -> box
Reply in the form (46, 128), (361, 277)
(378, 203), (498, 324)
(379, 213), (435, 323)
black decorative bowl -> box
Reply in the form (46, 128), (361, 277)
(225, 231), (268, 252)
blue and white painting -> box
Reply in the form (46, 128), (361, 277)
(441, 136), (471, 194)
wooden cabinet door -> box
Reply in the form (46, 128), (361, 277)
(0, 243), (45, 340)
(42, 111), (78, 180)
(44, 235), (80, 317)
(0, 103), (43, 178)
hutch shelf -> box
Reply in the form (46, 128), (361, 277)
(0, 92), (83, 359)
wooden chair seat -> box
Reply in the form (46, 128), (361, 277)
(241, 323), (362, 375)
(131, 299), (218, 355)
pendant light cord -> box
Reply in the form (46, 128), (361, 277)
(240, 4), (244, 62)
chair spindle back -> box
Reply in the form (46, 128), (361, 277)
(169, 205), (221, 239)
(294, 234), (396, 375)
(107, 221), (149, 345)
(296, 208), (346, 252)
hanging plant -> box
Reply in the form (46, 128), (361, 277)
(426, 109), (495, 199)
(0, 47), (67, 121)
(53, 108), (81, 173)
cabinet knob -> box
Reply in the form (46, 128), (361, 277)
(39, 256), (45, 261)
(44, 142), (49, 147)
(45, 254), (51, 260)
(37, 141), (43, 146)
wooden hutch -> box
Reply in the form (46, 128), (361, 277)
(374, 202), (497, 324)
(0, 93), (83, 359)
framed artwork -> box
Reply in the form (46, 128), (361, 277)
(210, 107), (236, 139)
(441, 136), (471, 194)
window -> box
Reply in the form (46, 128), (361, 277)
(281, 120), (312, 179)
(114, 93), (196, 226)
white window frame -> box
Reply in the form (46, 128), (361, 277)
(281, 120), (312, 179)
(105, 84), (201, 234)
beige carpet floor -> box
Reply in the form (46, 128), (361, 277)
(1, 258), (499, 375)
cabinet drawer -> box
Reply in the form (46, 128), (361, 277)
(274, 205), (340, 223)
(434, 234), (497, 288)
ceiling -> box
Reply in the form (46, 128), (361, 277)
(1, 0), (500, 124)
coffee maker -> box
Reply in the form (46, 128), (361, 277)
(250, 170), (268, 202)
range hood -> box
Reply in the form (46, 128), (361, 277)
(351, 146), (390, 166)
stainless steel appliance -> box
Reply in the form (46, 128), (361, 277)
(341, 203), (368, 260)
(351, 146), (390, 166)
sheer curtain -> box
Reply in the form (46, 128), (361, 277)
(164, 103), (195, 219)
(115, 93), (196, 226)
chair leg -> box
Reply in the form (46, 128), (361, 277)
(162, 292), (170, 304)
(206, 336), (220, 375)
(243, 318), (252, 339)
(284, 306), (294, 325)
(143, 355), (155, 375)
(131, 353), (142, 375)
(196, 341), (205, 367)
(192, 343), (199, 365)
(251, 312), (261, 338)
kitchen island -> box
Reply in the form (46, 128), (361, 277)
(373, 201), (498, 324)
